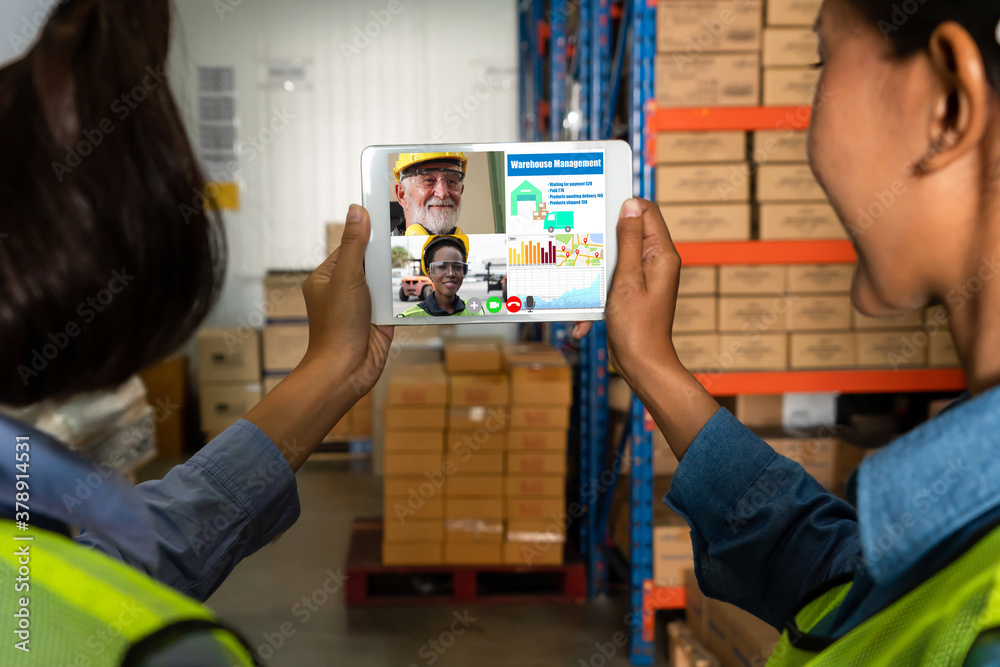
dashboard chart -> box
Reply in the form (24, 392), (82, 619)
(507, 266), (605, 310)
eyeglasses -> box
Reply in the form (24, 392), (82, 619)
(402, 169), (464, 193)
(428, 261), (469, 276)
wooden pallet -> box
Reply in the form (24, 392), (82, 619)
(345, 519), (586, 606)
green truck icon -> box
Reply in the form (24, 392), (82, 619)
(544, 211), (574, 233)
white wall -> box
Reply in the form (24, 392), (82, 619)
(168, 0), (519, 328)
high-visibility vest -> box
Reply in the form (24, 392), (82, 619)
(0, 521), (259, 666)
(766, 525), (1000, 666)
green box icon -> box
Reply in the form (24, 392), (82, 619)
(486, 297), (503, 314)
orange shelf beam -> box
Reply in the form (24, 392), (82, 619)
(675, 240), (856, 266)
(642, 582), (686, 642)
(646, 104), (812, 165)
(690, 369), (967, 396)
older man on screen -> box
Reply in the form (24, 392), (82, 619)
(394, 152), (468, 236)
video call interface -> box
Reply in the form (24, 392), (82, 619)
(389, 150), (607, 318)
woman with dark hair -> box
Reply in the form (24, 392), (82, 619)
(0, 1), (390, 664)
(579, 1), (1000, 664)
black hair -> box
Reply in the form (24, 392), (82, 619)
(0, 0), (226, 406)
(423, 237), (466, 271)
(847, 0), (1000, 91)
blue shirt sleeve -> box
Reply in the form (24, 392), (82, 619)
(76, 419), (301, 602)
(664, 408), (862, 629)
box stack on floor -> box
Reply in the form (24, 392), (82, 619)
(196, 328), (262, 442)
(503, 342), (572, 566)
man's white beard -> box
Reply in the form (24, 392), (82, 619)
(409, 197), (462, 235)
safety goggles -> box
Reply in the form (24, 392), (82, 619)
(428, 261), (469, 277)
(401, 168), (465, 193)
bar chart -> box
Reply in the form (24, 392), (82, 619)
(508, 238), (557, 266)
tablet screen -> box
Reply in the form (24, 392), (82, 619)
(389, 149), (607, 319)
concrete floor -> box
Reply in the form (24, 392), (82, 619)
(191, 459), (663, 667)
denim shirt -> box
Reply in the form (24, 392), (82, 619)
(0, 415), (300, 664)
(665, 386), (1000, 664)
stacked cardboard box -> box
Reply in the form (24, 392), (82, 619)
(718, 265), (789, 370)
(502, 342), (571, 566)
(382, 362), (449, 565)
(443, 342), (508, 565)
(668, 621), (721, 667)
(196, 329), (262, 441)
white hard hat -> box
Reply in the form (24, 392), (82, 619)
(0, 0), (63, 69)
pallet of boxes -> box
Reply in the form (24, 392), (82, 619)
(196, 328), (262, 442)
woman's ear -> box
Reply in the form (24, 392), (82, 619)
(915, 21), (990, 174)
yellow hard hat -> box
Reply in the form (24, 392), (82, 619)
(421, 234), (470, 276)
(394, 152), (468, 182)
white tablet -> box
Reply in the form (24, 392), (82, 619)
(362, 140), (632, 325)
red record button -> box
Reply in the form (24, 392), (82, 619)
(506, 296), (522, 313)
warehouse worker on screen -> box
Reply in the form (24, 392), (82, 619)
(574, 2), (1000, 665)
(398, 234), (484, 317)
(394, 152), (468, 236)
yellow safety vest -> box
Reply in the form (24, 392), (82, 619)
(766, 525), (1000, 666)
(0, 521), (258, 666)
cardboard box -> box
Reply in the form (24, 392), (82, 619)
(925, 305), (950, 328)
(326, 222), (345, 255)
(444, 475), (504, 497)
(501, 342), (564, 366)
(787, 295), (853, 331)
(197, 329), (261, 384)
(262, 324), (309, 372)
(655, 53), (760, 108)
(763, 66), (821, 106)
(506, 496), (565, 521)
(262, 375), (282, 394)
(446, 429), (506, 453)
(262, 271), (309, 320)
(685, 569), (708, 643)
(656, 163), (751, 203)
(753, 129), (809, 164)
(351, 407), (373, 436)
(759, 203), (847, 240)
(199, 382), (261, 434)
(711, 601), (780, 667)
(503, 541), (564, 566)
(449, 373), (509, 406)
(654, 525), (694, 587)
(445, 519), (504, 542)
(856, 331), (928, 368)
(384, 430), (444, 453)
(444, 497), (504, 520)
(510, 406), (570, 430)
(735, 395), (783, 428)
(766, 436), (838, 489)
(139, 356), (189, 458)
(852, 309), (923, 331)
(655, 131), (747, 164)
(928, 328), (960, 367)
(506, 452), (568, 476)
(506, 476), (565, 497)
(384, 476), (438, 498)
(767, 0), (822, 26)
(790, 333), (856, 369)
(678, 266), (719, 296)
(507, 430), (567, 451)
(656, 0), (762, 53)
(383, 453), (442, 477)
(757, 163), (825, 202)
(387, 363), (448, 405)
(658, 204), (752, 242)
(447, 405), (509, 430)
(444, 341), (503, 374)
(653, 429), (680, 476)
(788, 264), (854, 294)
(384, 494), (444, 522)
(763, 27), (820, 66)
(509, 362), (572, 406)
(384, 405), (447, 430)
(444, 541), (502, 565)
(718, 333), (788, 370)
(383, 520), (443, 543)
(674, 296), (719, 333)
(719, 265), (788, 295)
(382, 542), (443, 566)
(507, 519), (566, 543)
(443, 452), (504, 475)
(675, 334), (721, 370)
(718, 296), (789, 332)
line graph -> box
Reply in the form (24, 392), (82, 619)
(507, 266), (605, 310)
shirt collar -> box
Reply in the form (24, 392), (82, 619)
(856, 385), (1000, 585)
(419, 291), (466, 316)
(0, 414), (159, 566)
